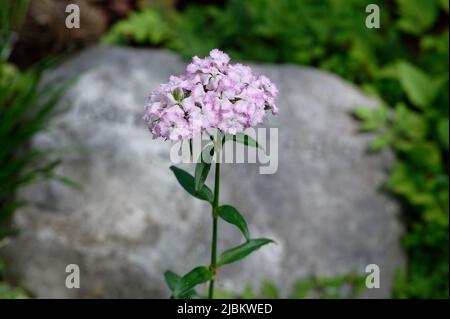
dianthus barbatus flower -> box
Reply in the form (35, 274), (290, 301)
(143, 49), (278, 141)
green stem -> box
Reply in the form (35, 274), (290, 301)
(208, 159), (221, 299)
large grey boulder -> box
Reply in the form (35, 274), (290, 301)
(2, 46), (404, 298)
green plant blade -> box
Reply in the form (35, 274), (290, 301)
(0, 228), (19, 241)
(261, 281), (279, 299)
(0, 201), (25, 223)
(194, 145), (214, 192)
(437, 118), (449, 149)
(170, 166), (213, 203)
(164, 271), (181, 291)
(226, 133), (263, 150)
(173, 266), (213, 298)
(217, 205), (250, 241)
(164, 270), (199, 299)
(217, 238), (274, 267)
(378, 61), (442, 109)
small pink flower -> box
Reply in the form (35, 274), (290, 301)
(143, 49), (278, 141)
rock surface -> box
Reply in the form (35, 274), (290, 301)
(2, 46), (404, 298)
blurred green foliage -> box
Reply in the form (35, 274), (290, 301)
(0, 63), (72, 239)
(102, 9), (173, 46)
(1, 0), (71, 297)
(0, 0), (71, 241)
(213, 272), (366, 299)
(0, 257), (27, 298)
(105, 0), (449, 298)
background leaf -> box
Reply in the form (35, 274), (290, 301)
(437, 119), (449, 149)
(394, 61), (441, 108)
(261, 281), (279, 299)
(164, 270), (181, 291)
(164, 270), (199, 299)
(396, 0), (439, 35)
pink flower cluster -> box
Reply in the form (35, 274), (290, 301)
(143, 49), (278, 141)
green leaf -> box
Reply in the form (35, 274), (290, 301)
(174, 266), (213, 297)
(164, 270), (199, 299)
(227, 133), (263, 150)
(164, 271), (181, 291)
(396, 61), (436, 108)
(353, 105), (388, 132)
(217, 205), (250, 241)
(194, 145), (214, 192)
(212, 290), (235, 299)
(170, 166), (213, 203)
(0, 282), (28, 299)
(217, 238), (274, 267)
(0, 228), (19, 241)
(173, 88), (183, 102)
(396, 0), (439, 35)
(392, 61), (440, 108)
(393, 103), (428, 140)
(437, 118), (449, 149)
(290, 279), (314, 299)
(241, 285), (255, 299)
(353, 106), (372, 120)
(369, 134), (391, 152)
(102, 10), (171, 46)
(407, 142), (442, 173)
(0, 201), (25, 223)
(261, 281), (279, 299)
